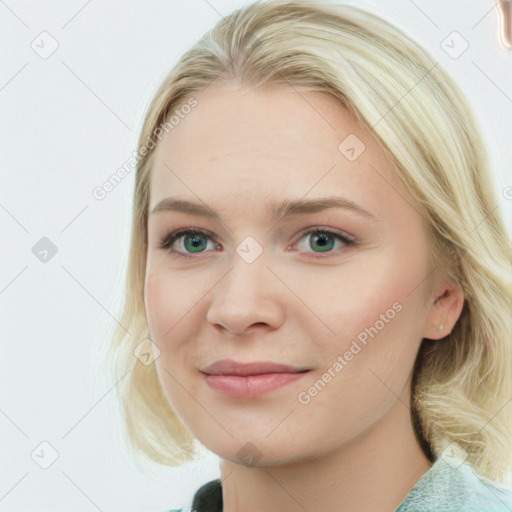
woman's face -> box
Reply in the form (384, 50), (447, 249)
(144, 82), (447, 465)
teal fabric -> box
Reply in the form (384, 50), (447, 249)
(169, 456), (512, 511)
(395, 456), (512, 511)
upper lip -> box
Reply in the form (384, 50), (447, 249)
(201, 359), (309, 376)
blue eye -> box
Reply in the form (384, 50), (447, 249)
(159, 229), (220, 257)
(158, 227), (355, 259)
(295, 228), (354, 256)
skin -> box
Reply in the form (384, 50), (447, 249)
(144, 82), (465, 512)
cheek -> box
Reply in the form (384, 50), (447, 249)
(144, 270), (167, 339)
(144, 267), (189, 347)
(291, 253), (426, 440)
(144, 263), (210, 372)
(290, 249), (426, 341)
(144, 268), (202, 410)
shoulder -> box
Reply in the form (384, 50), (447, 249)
(396, 456), (512, 512)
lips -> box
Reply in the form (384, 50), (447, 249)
(201, 359), (308, 376)
(200, 359), (311, 398)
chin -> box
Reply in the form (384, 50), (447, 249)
(204, 435), (311, 468)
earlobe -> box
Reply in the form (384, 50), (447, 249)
(423, 278), (465, 340)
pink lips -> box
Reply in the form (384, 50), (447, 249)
(201, 359), (310, 398)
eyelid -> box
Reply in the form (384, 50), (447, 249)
(158, 227), (221, 254)
(291, 225), (355, 245)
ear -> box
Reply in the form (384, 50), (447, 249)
(422, 276), (465, 340)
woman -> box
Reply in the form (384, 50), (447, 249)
(103, 1), (512, 510)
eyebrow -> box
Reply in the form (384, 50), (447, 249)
(149, 196), (379, 222)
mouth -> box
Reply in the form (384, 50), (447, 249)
(200, 359), (311, 398)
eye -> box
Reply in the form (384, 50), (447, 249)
(292, 227), (355, 258)
(158, 228), (220, 259)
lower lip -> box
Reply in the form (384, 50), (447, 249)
(203, 372), (309, 398)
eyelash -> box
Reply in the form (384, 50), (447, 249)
(158, 226), (357, 260)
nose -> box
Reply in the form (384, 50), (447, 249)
(206, 253), (286, 336)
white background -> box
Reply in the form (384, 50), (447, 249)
(1, 1), (511, 511)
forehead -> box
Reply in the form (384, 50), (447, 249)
(149, 83), (404, 220)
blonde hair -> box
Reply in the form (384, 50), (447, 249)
(101, 0), (512, 482)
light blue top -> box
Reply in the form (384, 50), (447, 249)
(169, 455), (512, 511)
(395, 455), (512, 511)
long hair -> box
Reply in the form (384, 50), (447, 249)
(101, 0), (512, 482)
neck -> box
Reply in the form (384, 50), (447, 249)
(219, 388), (432, 512)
